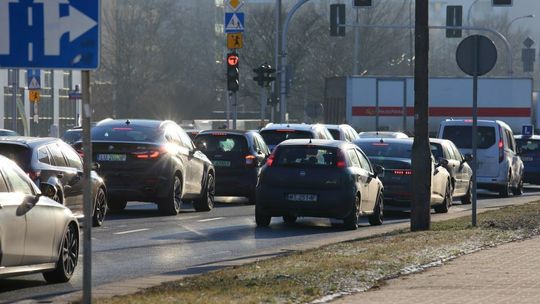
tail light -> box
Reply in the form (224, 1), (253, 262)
(245, 154), (257, 166)
(132, 150), (161, 159)
(27, 170), (41, 181)
(393, 169), (412, 175)
(266, 151), (276, 167)
(336, 150), (347, 168)
(498, 126), (504, 163)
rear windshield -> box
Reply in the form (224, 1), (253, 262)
(441, 126), (496, 149)
(91, 125), (162, 142)
(260, 130), (313, 146)
(356, 142), (412, 158)
(0, 145), (31, 171)
(516, 138), (540, 153)
(328, 129), (340, 140)
(194, 134), (248, 153)
(62, 130), (82, 144)
(0, 130), (18, 136)
(275, 146), (337, 167)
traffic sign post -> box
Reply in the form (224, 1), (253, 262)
(456, 35), (498, 228)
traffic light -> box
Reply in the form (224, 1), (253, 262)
(227, 52), (239, 92)
(252, 63), (276, 88)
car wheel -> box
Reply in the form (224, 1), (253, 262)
(460, 180), (472, 205)
(368, 192), (384, 226)
(194, 173), (215, 212)
(255, 205), (271, 227)
(434, 182), (451, 214)
(43, 223), (79, 283)
(512, 178), (524, 196)
(108, 200), (127, 213)
(283, 215), (297, 224)
(499, 172), (511, 198)
(92, 188), (107, 227)
(158, 175), (182, 216)
(343, 194), (360, 230)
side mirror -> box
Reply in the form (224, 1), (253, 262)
(92, 162), (100, 171)
(40, 182), (57, 199)
(374, 165), (385, 178)
(464, 154), (473, 163)
(195, 142), (207, 152)
(437, 157), (449, 167)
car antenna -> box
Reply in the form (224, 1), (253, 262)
(125, 119), (130, 125)
(309, 138), (312, 144)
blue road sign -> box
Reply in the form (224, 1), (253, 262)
(522, 125), (534, 136)
(225, 12), (245, 33)
(27, 69), (41, 89)
(0, 0), (100, 69)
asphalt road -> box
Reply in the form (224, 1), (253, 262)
(2, 186), (540, 303)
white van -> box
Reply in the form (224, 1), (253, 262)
(438, 119), (524, 197)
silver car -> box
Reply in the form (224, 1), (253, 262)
(0, 156), (79, 283)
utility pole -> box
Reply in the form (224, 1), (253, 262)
(274, 0), (281, 123)
(411, 0), (431, 231)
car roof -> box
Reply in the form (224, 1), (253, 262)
(197, 129), (251, 136)
(358, 131), (409, 138)
(95, 119), (176, 128)
(322, 124), (351, 130)
(441, 119), (511, 129)
(515, 134), (540, 140)
(429, 138), (451, 144)
(261, 123), (322, 132)
(278, 139), (350, 149)
(0, 136), (58, 148)
(354, 138), (414, 144)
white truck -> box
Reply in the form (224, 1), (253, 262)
(324, 76), (534, 135)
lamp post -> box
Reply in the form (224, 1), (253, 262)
(506, 14), (535, 34)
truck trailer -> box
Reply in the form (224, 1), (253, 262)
(324, 76), (534, 135)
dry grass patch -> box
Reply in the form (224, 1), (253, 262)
(99, 201), (540, 304)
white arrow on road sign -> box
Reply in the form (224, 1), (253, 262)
(0, 0), (18, 55)
(34, 0), (97, 56)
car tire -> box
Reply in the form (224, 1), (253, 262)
(108, 200), (127, 213)
(92, 188), (107, 227)
(255, 205), (271, 227)
(283, 215), (297, 224)
(247, 192), (257, 205)
(460, 181), (472, 205)
(499, 174), (511, 198)
(158, 175), (182, 216)
(368, 192), (384, 226)
(512, 178), (524, 196)
(434, 182), (451, 214)
(43, 223), (79, 283)
(343, 195), (360, 230)
(193, 173), (215, 212)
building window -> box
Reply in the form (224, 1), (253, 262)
(43, 71), (52, 88)
(7, 69), (18, 86)
(63, 71), (72, 89)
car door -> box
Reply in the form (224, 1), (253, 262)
(0, 170), (26, 267)
(60, 142), (85, 213)
(346, 149), (371, 212)
(253, 134), (268, 167)
(450, 142), (471, 196)
(441, 142), (464, 194)
(178, 127), (204, 196)
(47, 143), (82, 215)
(2, 163), (56, 265)
(505, 129), (523, 186)
(356, 148), (379, 211)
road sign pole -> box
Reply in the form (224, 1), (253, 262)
(472, 36), (479, 227)
(274, 0), (281, 123)
(232, 92), (238, 130)
(12, 69), (18, 132)
(353, 7), (360, 75)
(82, 70), (93, 304)
(226, 91), (231, 128)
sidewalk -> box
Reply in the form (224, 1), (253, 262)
(334, 236), (540, 304)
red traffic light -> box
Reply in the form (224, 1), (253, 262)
(227, 53), (239, 66)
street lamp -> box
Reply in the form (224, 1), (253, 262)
(506, 14), (535, 34)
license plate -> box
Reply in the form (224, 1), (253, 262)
(521, 156), (533, 162)
(287, 193), (317, 202)
(212, 160), (231, 167)
(97, 154), (127, 162)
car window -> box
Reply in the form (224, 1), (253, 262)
(164, 126), (181, 144)
(3, 164), (34, 195)
(60, 143), (83, 170)
(444, 142), (456, 160)
(48, 143), (68, 167)
(178, 128), (194, 149)
(357, 141), (412, 158)
(430, 143), (444, 160)
(450, 143), (463, 161)
(38, 147), (51, 165)
(194, 134), (248, 153)
(347, 150), (361, 168)
(356, 149), (373, 172)
(516, 138), (540, 153)
(92, 125), (162, 142)
(255, 134), (270, 155)
(322, 128), (333, 139)
(441, 126), (496, 149)
(260, 130), (313, 146)
(0, 171), (9, 192)
(62, 130), (82, 144)
(505, 129), (515, 152)
(0, 144), (31, 171)
(275, 146), (337, 167)
(328, 129), (341, 140)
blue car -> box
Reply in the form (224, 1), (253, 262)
(515, 135), (540, 184)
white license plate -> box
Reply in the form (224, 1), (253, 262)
(97, 154), (127, 162)
(287, 193), (317, 202)
(212, 160), (231, 167)
(521, 156), (533, 162)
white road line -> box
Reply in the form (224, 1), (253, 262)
(180, 225), (206, 237)
(178, 215), (201, 220)
(113, 228), (150, 235)
(197, 217), (225, 223)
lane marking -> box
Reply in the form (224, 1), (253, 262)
(197, 217), (225, 223)
(180, 225), (206, 237)
(113, 228), (150, 235)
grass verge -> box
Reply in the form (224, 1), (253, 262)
(98, 201), (540, 304)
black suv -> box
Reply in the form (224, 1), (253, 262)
(194, 130), (270, 204)
(84, 119), (215, 215)
(0, 137), (108, 226)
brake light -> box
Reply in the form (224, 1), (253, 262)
(276, 129), (295, 133)
(336, 150), (347, 168)
(27, 170), (41, 181)
(498, 126), (504, 163)
(245, 154), (256, 166)
(133, 150), (161, 159)
(211, 132), (227, 136)
(393, 169), (412, 175)
(266, 151), (276, 167)
(113, 127), (133, 131)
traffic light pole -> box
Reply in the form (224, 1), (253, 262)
(232, 92), (238, 130)
(274, 0), (281, 123)
(260, 86), (266, 127)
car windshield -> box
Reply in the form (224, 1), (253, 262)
(275, 146), (337, 167)
(328, 129), (340, 140)
(62, 130), (82, 144)
(194, 134), (248, 153)
(260, 130), (313, 146)
(91, 125), (162, 142)
(516, 138), (540, 153)
(0, 145), (31, 171)
(356, 141), (412, 158)
(441, 126), (496, 149)
(0, 130), (18, 136)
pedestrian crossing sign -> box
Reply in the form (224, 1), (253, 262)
(227, 33), (243, 49)
(225, 12), (245, 33)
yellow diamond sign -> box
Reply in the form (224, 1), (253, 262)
(228, 0), (242, 10)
